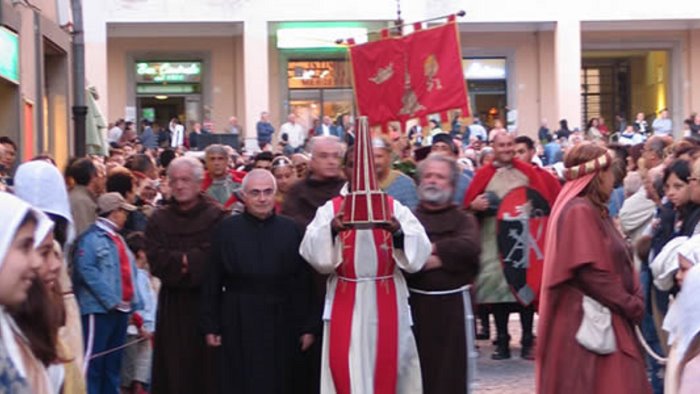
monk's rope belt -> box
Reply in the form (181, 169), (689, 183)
(337, 275), (394, 282)
(634, 326), (667, 365)
(408, 284), (476, 394)
(89, 336), (149, 360)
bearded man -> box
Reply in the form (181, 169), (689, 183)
(145, 157), (226, 393)
(409, 154), (481, 393)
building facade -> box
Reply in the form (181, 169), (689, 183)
(0, 0), (72, 167)
(21, 0), (700, 154)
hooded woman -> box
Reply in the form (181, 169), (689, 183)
(13, 160), (86, 392)
(0, 192), (42, 392)
(653, 234), (700, 394)
(673, 264), (700, 393)
(536, 143), (651, 394)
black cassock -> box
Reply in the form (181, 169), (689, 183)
(201, 211), (318, 394)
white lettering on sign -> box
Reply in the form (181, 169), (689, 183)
(136, 62), (202, 82)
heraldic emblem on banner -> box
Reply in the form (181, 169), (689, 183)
(347, 15), (469, 130)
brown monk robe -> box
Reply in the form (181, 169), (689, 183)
(408, 204), (481, 394)
(145, 194), (226, 394)
(281, 176), (345, 228)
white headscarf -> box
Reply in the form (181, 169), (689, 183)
(0, 192), (36, 271)
(663, 238), (700, 347)
(651, 236), (690, 291)
(0, 192), (39, 380)
(678, 235), (700, 267)
(675, 264), (700, 359)
(13, 160), (75, 244)
(33, 210), (55, 249)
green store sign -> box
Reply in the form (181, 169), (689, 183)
(135, 61), (202, 83)
(0, 27), (19, 84)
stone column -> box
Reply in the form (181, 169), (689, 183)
(554, 19), (582, 130)
(243, 18), (270, 150)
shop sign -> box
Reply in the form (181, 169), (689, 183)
(463, 58), (507, 80)
(287, 60), (351, 89)
(0, 27), (20, 84)
(135, 62), (202, 83)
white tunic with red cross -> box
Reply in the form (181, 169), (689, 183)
(300, 195), (431, 394)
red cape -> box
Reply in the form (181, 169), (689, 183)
(201, 169), (247, 209)
(462, 159), (560, 209)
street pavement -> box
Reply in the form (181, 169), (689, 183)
(474, 314), (536, 393)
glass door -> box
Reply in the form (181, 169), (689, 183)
(289, 89), (321, 135)
(322, 89), (354, 123)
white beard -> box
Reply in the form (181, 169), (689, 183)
(418, 184), (452, 205)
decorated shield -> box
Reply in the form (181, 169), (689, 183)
(496, 187), (551, 306)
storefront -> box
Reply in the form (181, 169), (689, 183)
(463, 57), (508, 128)
(0, 26), (21, 151)
(286, 59), (354, 131)
(272, 23), (381, 131)
(134, 60), (203, 127)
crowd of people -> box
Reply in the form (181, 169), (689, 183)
(3, 107), (700, 394)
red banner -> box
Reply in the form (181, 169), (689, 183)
(401, 21), (470, 121)
(349, 19), (470, 128)
(349, 38), (405, 126)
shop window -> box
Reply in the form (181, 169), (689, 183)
(287, 60), (352, 89)
(287, 60), (354, 131)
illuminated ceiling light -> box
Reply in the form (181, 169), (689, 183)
(277, 27), (368, 49)
(155, 95), (168, 100)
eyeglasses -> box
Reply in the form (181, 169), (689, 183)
(245, 188), (275, 198)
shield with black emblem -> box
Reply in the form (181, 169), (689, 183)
(496, 186), (551, 306)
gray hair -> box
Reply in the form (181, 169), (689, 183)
(241, 169), (277, 194)
(167, 156), (204, 182)
(308, 135), (343, 158)
(646, 137), (667, 160)
(417, 153), (461, 187)
(204, 144), (228, 159)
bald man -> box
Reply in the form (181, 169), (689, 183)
(201, 169), (317, 393)
(281, 136), (345, 228)
(463, 131), (560, 360)
(280, 136), (345, 392)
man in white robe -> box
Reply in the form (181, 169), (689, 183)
(300, 194), (431, 394)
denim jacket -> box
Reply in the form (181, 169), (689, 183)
(72, 221), (143, 315)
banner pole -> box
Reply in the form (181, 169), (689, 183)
(335, 10), (466, 44)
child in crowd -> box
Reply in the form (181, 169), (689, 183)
(121, 232), (158, 394)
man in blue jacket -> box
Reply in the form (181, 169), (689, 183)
(73, 192), (142, 394)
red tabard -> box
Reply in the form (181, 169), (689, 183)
(329, 196), (399, 394)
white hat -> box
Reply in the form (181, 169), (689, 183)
(14, 160), (75, 244)
(0, 192), (36, 271)
(33, 211), (55, 249)
(651, 236), (689, 291)
(675, 265), (700, 359)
